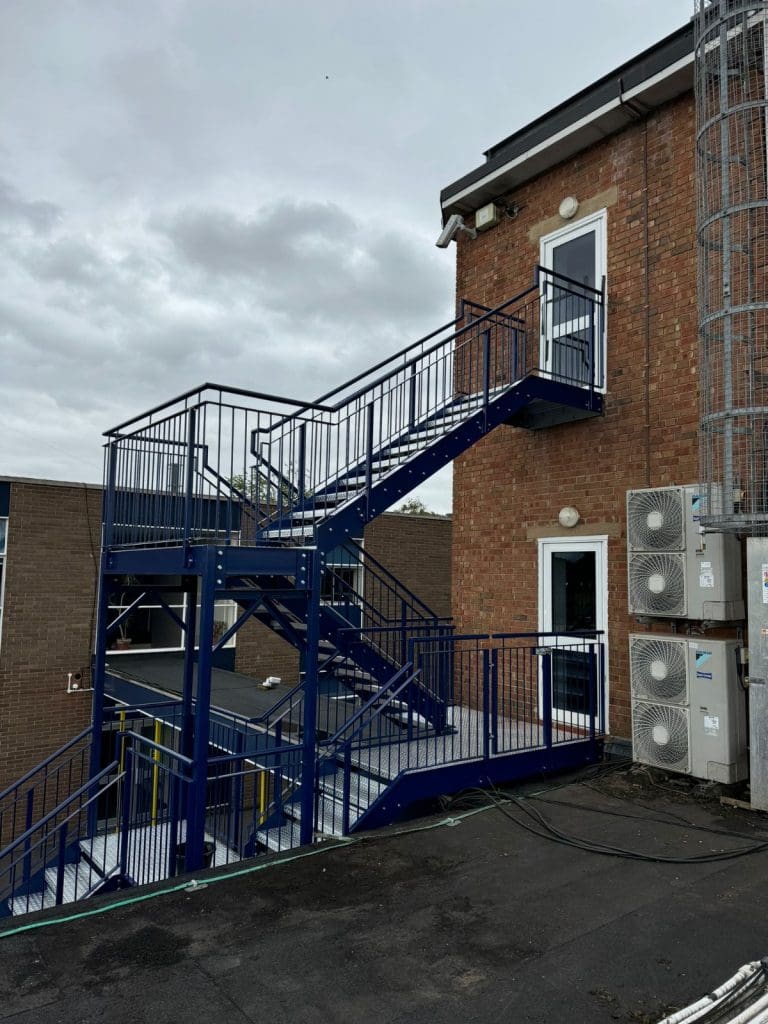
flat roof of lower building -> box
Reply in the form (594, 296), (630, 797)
(3, 765), (767, 1023)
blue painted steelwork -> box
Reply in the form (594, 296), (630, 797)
(0, 266), (608, 912)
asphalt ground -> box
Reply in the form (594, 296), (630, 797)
(2, 764), (768, 1024)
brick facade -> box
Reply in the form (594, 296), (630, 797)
(452, 93), (703, 740)
(0, 479), (98, 793)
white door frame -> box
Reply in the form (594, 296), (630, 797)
(539, 209), (607, 392)
(537, 535), (609, 731)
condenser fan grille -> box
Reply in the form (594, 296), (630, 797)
(627, 489), (685, 551)
(630, 636), (688, 704)
(629, 552), (686, 616)
(633, 702), (690, 773)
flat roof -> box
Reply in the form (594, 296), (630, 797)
(441, 20), (694, 217)
(3, 766), (765, 1021)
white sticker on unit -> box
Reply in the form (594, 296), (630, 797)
(703, 715), (720, 736)
(699, 570), (715, 589)
(700, 561), (712, 569)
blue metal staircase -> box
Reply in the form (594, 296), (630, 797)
(0, 265), (608, 916)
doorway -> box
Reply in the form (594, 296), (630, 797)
(540, 210), (606, 388)
(538, 536), (608, 729)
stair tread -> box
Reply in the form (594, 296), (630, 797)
(45, 862), (105, 904)
(255, 821), (302, 853)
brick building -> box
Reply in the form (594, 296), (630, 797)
(0, 475), (450, 794)
(442, 21), (710, 742)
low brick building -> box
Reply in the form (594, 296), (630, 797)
(0, 475), (451, 792)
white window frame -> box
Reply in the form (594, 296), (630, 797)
(537, 535), (609, 732)
(539, 209), (607, 393)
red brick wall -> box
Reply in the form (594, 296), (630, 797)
(364, 513), (452, 619)
(0, 481), (97, 793)
(452, 94), (705, 740)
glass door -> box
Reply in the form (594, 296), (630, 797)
(540, 211), (605, 389)
(539, 537), (607, 728)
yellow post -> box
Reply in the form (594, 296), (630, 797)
(151, 718), (162, 827)
(258, 769), (267, 825)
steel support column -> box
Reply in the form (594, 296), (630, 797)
(185, 550), (216, 871)
(299, 550), (321, 846)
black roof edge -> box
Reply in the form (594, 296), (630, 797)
(440, 20), (694, 207)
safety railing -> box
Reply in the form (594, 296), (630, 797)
(0, 760), (123, 914)
(0, 726), (92, 852)
(102, 268), (605, 549)
(313, 631), (605, 836)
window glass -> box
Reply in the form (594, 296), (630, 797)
(0, 518), (6, 555)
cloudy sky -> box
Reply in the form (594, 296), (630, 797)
(0, 0), (691, 511)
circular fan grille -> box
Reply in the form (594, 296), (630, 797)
(630, 637), (688, 704)
(627, 489), (685, 551)
(629, 553), (686, 616)
(633, 702), (689, 773)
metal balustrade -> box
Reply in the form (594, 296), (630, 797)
(102, 267), (605, 550)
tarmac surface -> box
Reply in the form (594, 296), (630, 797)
(2, 764), (768, 1024)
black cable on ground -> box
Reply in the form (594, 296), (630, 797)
(530, 791), (768, 845)
(447, 786), (768, 865)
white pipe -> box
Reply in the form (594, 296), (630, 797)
(723, 988), (768, 1024)
(658, 962), (762, 1024)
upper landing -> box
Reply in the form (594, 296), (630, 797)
(103, 267), (604, 558)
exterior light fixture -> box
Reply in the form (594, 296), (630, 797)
(558, 196), (579, 220)
(558, 506), (580, 528)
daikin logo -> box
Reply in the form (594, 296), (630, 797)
(696, 648), (712, 680)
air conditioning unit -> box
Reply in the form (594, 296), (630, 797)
(630, 634), (747, 784)
(627, 485), (744, 620)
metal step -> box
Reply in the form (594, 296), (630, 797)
(44, 862), (105, 905)
(254, 820), (302, 853)
(8, 890), (45, 916)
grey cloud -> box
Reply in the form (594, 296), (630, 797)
(0, 179), (60, 234)
(157, 201), (357, 277)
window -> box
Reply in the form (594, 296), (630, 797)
(107, 575), (237, 654)
(0, 518), (6, 648)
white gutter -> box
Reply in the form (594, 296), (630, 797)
(441, 51), (694, 211)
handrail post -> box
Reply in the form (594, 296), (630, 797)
(482, 329), (491, 413)
(182, 408), (197, 547)
(119, 751), (133, 883)
(408, 363), (417, 429)
(54, 822), (68, 906)
(299, 549), (321, 846)
(490, 647), (499, 756)
(342, 746), (352, 835)
(103, 441), (118, 550)
(588, 644), (597, 745)
(296, 422), (306, 510)
(482, 649), (491, 760)
(599, 641), (606, 736)
(365, 401), (375, 513)
(542, 650), (553, 752)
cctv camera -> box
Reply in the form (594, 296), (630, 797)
(435, 213), (477, 249)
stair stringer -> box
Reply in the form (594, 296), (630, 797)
(311, 375), (601, 547)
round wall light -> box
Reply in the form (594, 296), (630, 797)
(558, 196), (579, 220)
(558, 506), (580, 528)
